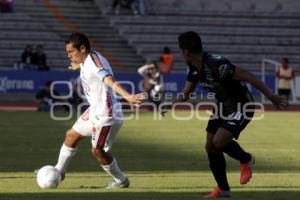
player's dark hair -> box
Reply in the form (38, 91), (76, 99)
(149, 60), (159, 69)
(163, 46), (171, 54)
(283, 58), (289, 63)
(178, 31), (203, 53)
(65, 32), (91, 51)
(45, 80), (52, 87)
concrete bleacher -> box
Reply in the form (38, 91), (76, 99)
(0, 0), (144, 71)
(1, 0), (300, 73)
(0, 11), (67, 69)
(105, 11), (300, 72)
(93, 0), (300, 73)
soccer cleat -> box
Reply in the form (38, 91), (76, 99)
(60, 172), (65, 181)
(204, 187), (231, 199)
(240, 155), (255, 185)
(106, 177), (130, 189)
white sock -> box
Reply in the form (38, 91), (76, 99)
(55, 143), (77, 174)
(101, 158), (126, 183)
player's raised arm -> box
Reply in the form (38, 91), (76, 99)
(137, 64), (150, 76)
(233, 65), (288, 109)
(177, 80), (197, 102)
(103, 75), (145, 105)
(161, 80), (196, 116)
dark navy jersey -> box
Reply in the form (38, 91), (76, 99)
(187, 52), (254, 114)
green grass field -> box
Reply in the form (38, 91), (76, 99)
(0, 111), (300, 200)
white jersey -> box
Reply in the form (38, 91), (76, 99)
(80, 50), (123, 125)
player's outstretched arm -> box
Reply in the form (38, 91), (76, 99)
(137, 64), (150, 76)
(103, 75), (145, 105)
(161, 80), (196, 116)
(233, 66), (288, 110)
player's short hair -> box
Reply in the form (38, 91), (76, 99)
(45, 80), (52, 87)
(65, 32), (91, 51)
(163, 46), (171, 54)
(149, 61), (158, 69)
(178, 31), (203, 53)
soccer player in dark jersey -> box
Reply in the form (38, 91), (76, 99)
(162, 31), (287, 198)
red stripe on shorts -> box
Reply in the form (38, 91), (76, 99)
(96, 126), (111, 149)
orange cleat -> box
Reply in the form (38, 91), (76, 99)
(240, 155), (255, 185)
(204, 187), (231, 199)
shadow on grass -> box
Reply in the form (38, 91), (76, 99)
(1, 112), (300, 173)
(1, 191), (300, 200)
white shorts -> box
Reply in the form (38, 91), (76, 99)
(72, 109), (122, 152)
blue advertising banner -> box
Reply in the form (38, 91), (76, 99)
(0, 70), (79, 93)
(0, 69), (275, 98)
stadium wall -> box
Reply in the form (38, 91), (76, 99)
(95, 0), (300, 13)
(0, 69), (282, 99)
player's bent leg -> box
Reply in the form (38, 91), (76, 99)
(91, 123), (128, 188)
(91, 147), (113, 165)
(64, 129), (84, 148)
(55, 129), (83, 180)
(213, 128), (233, 151)
(205, 132), (231, 198)
(240, 154), (255, 185)
(205, 132), (217, 154)
(214, 128), (255, 185)
(223, 140), (254, 185)
(91, 147), (129, 188)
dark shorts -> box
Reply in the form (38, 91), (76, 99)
(278, 89), (291, 98)
(206, 106), (254, 139)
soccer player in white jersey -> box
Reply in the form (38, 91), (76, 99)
(53, 32), (145, 188)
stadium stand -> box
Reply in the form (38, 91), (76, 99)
(0, 12), (66, 69)
(93, 0), (300, 73)
(104, 11), (300, 73)
(0, 0), (145, 71)
(1, 0), (299, 73)
(1, 0), (300, 109)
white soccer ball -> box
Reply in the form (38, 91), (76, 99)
(37, 165), (61, 189)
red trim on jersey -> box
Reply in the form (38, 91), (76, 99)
(106, 91), (113, 117)
(91, 52), (104, 70)
(96, 126), (111, 149)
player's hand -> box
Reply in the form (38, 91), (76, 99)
(126, 93), (146, 106)
(269, 94), (288, 110)
(68, 62), (81, 71)
(160, 103), (172, 117)
(161, 110), (168, 117)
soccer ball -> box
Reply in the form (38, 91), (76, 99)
(36, 165), (61, 189)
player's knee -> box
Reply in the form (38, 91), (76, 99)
(64, 129), (81, 147)
(205, 142), (215, 153)
(65, 130), (75, 141)
(213, 138), (226, 151)
(91, 148), (105, 158)
(65, 129), (71, 137)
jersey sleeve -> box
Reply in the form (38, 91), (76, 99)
(97, 69), (111, 81)
(217, 59), (236, 80)
(90, 52), (112, 81)
(186, 67), (199, 83)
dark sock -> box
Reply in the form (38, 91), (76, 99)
(207, 153), (230, 191)
(223, 140), (251, 164)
